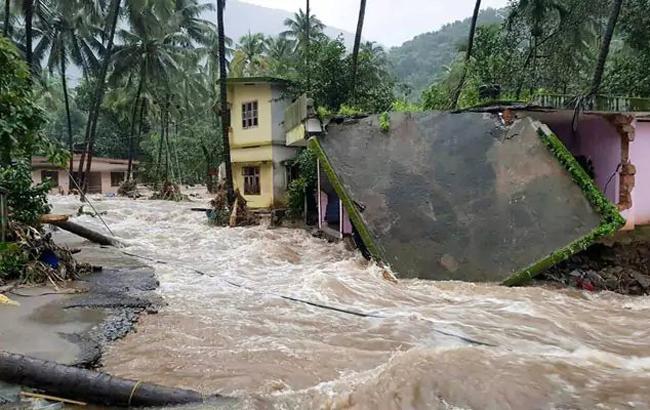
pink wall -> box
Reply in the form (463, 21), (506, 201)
(528, 112), (621, 203)
(630, 121), (650, 226)
(342, 205), (353, 235)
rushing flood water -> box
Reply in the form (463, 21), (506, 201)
(49, 195), (650, 409)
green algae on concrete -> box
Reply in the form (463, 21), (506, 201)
(309, 136), (385, 262)
(314, 112), (621, 284)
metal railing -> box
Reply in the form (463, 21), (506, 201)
(532, 94), (650, 112)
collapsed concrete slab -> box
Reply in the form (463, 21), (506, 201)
(311, 112), (624, 283)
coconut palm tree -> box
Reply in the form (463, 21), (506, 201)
(110, 1), (198, 179)
(217, 0), (233, 202)
(266, 35), (295, 76)
(350, 0), (366, 101)
(230, 31), (267, 76)
(173, 0), (215, 45)
(589, 0), (624, 96)
(507, 0), (568, 98)
(281, 8), (324, 53)
(11, 0), (50, 75)
(77, 0), (121, 191)
(34, 0), (99, 175)
(450, 0), (481, 109)
(198, 29), (232, 86)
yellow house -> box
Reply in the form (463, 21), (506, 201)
(226, 77), (300, 209)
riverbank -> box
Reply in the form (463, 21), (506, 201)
(0, 229), (160, 375)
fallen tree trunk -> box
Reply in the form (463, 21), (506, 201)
(39, 214), (70, 224)
(49, 220), (122, 247)
(0, 351), (216, 407)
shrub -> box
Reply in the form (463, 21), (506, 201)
(287, 177), (307, 218)
(0, 160), (51, 226)
(379, 112), (391, 132)
(0, 36), (45, 164)
(0, 242), (28, 281)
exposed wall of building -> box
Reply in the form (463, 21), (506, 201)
(31, 169), (69, 194)
(526, 112), (622, 203)
(271, 145), (299, 207)
(630, 121), (650, 226)
(232, 161), (274, 208)
(271, 85), (289, 145)
(228, 83), (273, 148)
(102, 171), (124, 195)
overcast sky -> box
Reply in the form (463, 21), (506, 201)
(240, 0), (510, 47)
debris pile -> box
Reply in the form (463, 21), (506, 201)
(540, 241), (650, 295)
(117, 179), (139, 198)
(0, 221), (92, 285)
(208, 184), (258, 227)
(150, 181), (188, 202)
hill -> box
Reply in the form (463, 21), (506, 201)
(388, 8), (506, 100)
(206, 1), (356, 47)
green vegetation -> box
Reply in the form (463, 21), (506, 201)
(389, 1), (650, 109)
(0, 37), (74, 284)
(286, 147), (317, 219)
(388, 8), (504, 100)
(379, 112), (390, 132)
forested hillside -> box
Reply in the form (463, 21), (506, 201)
(388, 8), (505, 99)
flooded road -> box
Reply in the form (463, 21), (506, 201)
(50, 196), (650, 409)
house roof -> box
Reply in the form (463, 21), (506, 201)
(32, 155), (138, 172)
(222, 76), (291, 85)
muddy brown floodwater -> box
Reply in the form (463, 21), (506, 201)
(50, 195), (650, 410)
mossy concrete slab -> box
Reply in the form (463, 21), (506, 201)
(313, 112), (623, 283)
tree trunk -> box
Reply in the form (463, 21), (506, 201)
(127, 64), (145, 180)
(78, 0), (121, 191)
(154, 101), (166, 189)
(49, 220), (122, 247)
(23, 0), (33, 76)
(589, 0), (623, 97)
(450, 0), (481, 109)
(3, 0), (9, 37)
(305, 0), (310, 92)
(60, 48), (75, 179)
(129, 98), (146, 180)
(0, 351), (217, 407)
(350, 0), (366, 102)
(217, 0), (234, 203)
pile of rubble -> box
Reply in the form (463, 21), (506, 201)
(0, 221), (92, 286)
(117, 180), (139, 198)
(208, 184), (258, 227)
(150, 181), (188, 202)
(540, 241), (650, 295)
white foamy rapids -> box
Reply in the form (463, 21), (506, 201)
(48, 195), (650, 410)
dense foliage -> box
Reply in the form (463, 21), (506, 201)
(0, 36), (45, 165)
(0, 37), (61, 226)
(388, 1), (650, 109)
(0, 36), (68, 281)
(388, 8), (505, 100)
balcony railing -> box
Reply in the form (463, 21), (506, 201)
(532, 94), (650, 112)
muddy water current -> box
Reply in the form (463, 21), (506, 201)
(49, 196), (650, 409)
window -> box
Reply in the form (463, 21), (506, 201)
(242, 166), (260, 195)
(41, 170), (59, 187)
(242, 101), (258, 129)
(111, 172), (125, 187)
